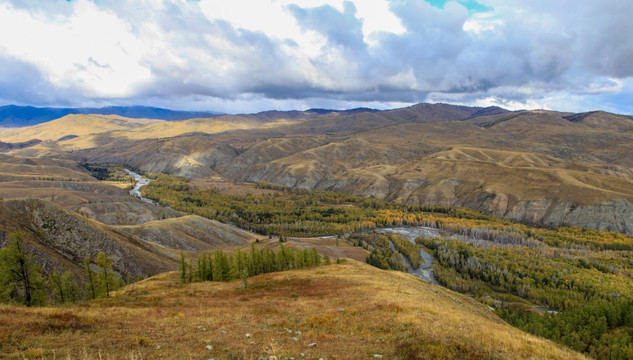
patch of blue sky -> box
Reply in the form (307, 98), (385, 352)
(425, 0), (491, 13)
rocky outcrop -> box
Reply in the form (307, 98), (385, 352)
(457, 192), (633, 235)
(0, 198), (176, 279)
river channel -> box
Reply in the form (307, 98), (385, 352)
(123, 169), (441, 284)
(377, 227), (440, 284)
(124, 169), (158, 205)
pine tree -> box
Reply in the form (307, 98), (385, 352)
(49, 269), (82, 304)
(179, 251), (187, 283)
(84, 256), (97, 300)
(48, 269), (66, 304)
(0, 231), (46, 306)
(197, 256), (203, 282)
(61, 270), (82, 303)
(309, 248), (321, 267)
(187, 259), (193, 283)
(205, 253), (213, 281)
(241, 268), (248, 289)
(95, 252), (117, 297)
(213, 251), (230, 281)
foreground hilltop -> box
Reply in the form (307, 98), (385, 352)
(1, 103), (633, 235)
(0, 260), (586, 359)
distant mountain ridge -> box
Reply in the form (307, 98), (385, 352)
(0, 105), (222, 127)
(4, 101), (633, 235)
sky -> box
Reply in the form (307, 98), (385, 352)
(0, 0), (631, 114)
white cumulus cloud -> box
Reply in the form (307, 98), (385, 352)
(0, 0), (630, 114)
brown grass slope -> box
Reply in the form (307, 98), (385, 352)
(0, 260), (587, 359)
(0, 197), (265, 279)
(220, 111), (633, 234)
(115, 215), (256, 251)
(78, 135), (239, 178)
(0, 114), (161, 143)
(0, 154), (92, 181)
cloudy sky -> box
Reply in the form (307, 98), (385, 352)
(0, 0), (631, 114)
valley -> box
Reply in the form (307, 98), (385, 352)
(1, 103), (633, 359)
(2, 104), (632, 235)
(3, 1), (631, 358)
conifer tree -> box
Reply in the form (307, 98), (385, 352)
(61, 270), (82, 303)
(179, 251), (187, 283)
(84, 256), (97, 300)
(309, 248), (321, 267)
(197, 256), (203, 282)
(213, 251), (231, 281)
(0, 231), (46, 306)
(187, 259), (193, 283)
(241, 268), (248, 289)
(48, 269), (66, 304)
(205, 253), (213, 281)
(49, 269), (82, 304)
(95, 252), (117, 297)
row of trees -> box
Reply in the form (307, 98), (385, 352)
(0, 231), (125, 306)
(180, 244), (328, 284)
(142, 173), (632, 253)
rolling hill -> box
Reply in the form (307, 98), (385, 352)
(0, 260), (587, 359)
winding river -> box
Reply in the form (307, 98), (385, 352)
(123, 168), (441, 284)
(124, 169), (158, 205)
(377, 227), (440, 284)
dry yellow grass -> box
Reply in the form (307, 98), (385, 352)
(190, 177), (281, 196)
(115, 117), (301, 140)
(0, 114), (160, 143)
(0, 260), (587, 359)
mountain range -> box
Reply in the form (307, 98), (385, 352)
(2, 102), (631, 235)
(0, 105), (222, 127)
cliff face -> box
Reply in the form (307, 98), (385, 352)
(457, 192), (633, 235)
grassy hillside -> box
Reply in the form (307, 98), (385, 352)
(0, 154), (92, 181)
(0, 114), (161, 143)
(116, 215), (256, 251)
(0, 260), (586, 360)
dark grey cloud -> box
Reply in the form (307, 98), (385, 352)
(288, 2), (366, 56)
(0, 0), (631, 113)
(0, 54), (77, 106)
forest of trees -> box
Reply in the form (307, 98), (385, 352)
(0, 231), (126, 306)
(179, 244), (327, 284)
(417, 233), (633, 359)
(500, 299), (633, 358)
